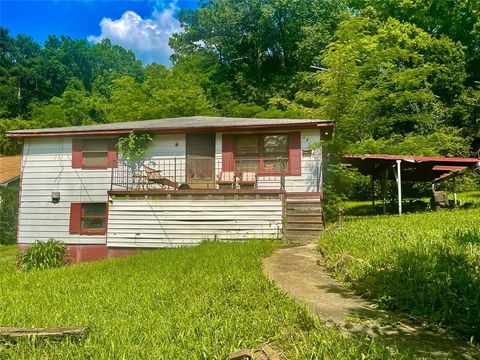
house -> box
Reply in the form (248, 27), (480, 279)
(0, 155), (21, 186)
(6, 116), (334, 262)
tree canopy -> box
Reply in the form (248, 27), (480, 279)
(0, 0), (479, 158)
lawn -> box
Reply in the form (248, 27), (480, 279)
(318, 208), (480, 341)
(0, 241), (401, 359)
(343, 190), (480, 217)
(0, 245), (16, 275)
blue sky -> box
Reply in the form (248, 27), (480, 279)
(0, 0), (199, 65)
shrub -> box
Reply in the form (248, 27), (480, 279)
(0, 183), (19, 244)
(19, 239), (71, 271)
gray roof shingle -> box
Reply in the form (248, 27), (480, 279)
(6, 116), (333, 137)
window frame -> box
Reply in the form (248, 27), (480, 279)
(72, 138), (117, 170)
(80, 203), (107, 236)
(234, 133), (291, 175)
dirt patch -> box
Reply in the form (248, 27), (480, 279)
(263, 243), (479, 359)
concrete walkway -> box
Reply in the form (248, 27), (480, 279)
(263, 243), (480, 359)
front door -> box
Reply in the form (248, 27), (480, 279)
(186, 133), (216, 189)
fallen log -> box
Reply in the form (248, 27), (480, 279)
(0, 326), (88, 342)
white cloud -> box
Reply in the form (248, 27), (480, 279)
(88, 3), (182, 66)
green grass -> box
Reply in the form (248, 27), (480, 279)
(343, 190), (480, 217)
(319, 208), (480, 341)
(0, 241), (403, 359)
(0, 245), (16, 275)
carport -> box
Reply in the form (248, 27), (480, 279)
(342, 154), (480, 215)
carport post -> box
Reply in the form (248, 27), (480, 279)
(394, 160), (402, 215)
(453, 176), (457, 207)
(371, 176), (375, 213)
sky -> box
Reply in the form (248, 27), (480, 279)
(0, 0), (199, 66)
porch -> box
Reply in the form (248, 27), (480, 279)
(110, 156), (318, 192)
(108, 152), (323, 245)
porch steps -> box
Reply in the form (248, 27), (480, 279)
(283, 193), (324, 243)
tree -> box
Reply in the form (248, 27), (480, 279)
(350, 0), (480, 83)
(316, 17), (466, 143)
(170, 0), (349, 104)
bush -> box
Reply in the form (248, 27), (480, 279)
(0, 183), (19, 244)
(19, 239), (71, 271)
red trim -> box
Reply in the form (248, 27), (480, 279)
(109, 189), (285, 196)
(107, 140), (118, 168)
(17, 244), (142, 263)
(222, 134), (234, 171)
(72, 139), (83, 168)
(289, 132), (301, 176)
(69, 203), (81, 234)
(7, 122), (335, 138)
(344, 154), (479, 163)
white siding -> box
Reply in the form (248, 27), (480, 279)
(18, 137), (111, 244)
(107, 199), (283, 247)
(18, 129), (322, 247)
(144, 134), (186, 183)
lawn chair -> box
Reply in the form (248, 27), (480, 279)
(238, 172), (257, 189)
(144, 166), (178, 189)
(217, 171), (236, 189)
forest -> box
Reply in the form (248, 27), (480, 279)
(1, 0), (479, 159)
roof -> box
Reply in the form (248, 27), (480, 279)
(6, 116), (334, 138)
(0, 155), (21, 185)
(343, 154), (480, 183)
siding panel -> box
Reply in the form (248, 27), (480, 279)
(18, 137), (110, 245)
(107, 199), (282, 247)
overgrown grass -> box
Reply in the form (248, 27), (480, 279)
(343, 190), (480, 217)
(0, 241), (403, 359)
(319, 209), (480, 341)
(0, 244), (17, 275)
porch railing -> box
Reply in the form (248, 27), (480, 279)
(111, 157), (290, 191)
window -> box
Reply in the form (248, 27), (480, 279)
(235, 136), (260, 171)
(81, 203), (107, 234)
(234, 134), (290, 173)
(72, 139), (117, 169)
(263, 135), (289, 171)
(82, 141), (109, 167)
(69, 203), (107, 235)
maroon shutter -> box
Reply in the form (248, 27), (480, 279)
(107, 139), (118, 168)
(222, 134), (235, 171)
(69, 203), (82, 234)
(289, 132), (301, 176)
(72, 139), (83, 168)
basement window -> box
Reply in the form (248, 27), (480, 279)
(69, 202), (107, 235)
(81, 203), (107, 235)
